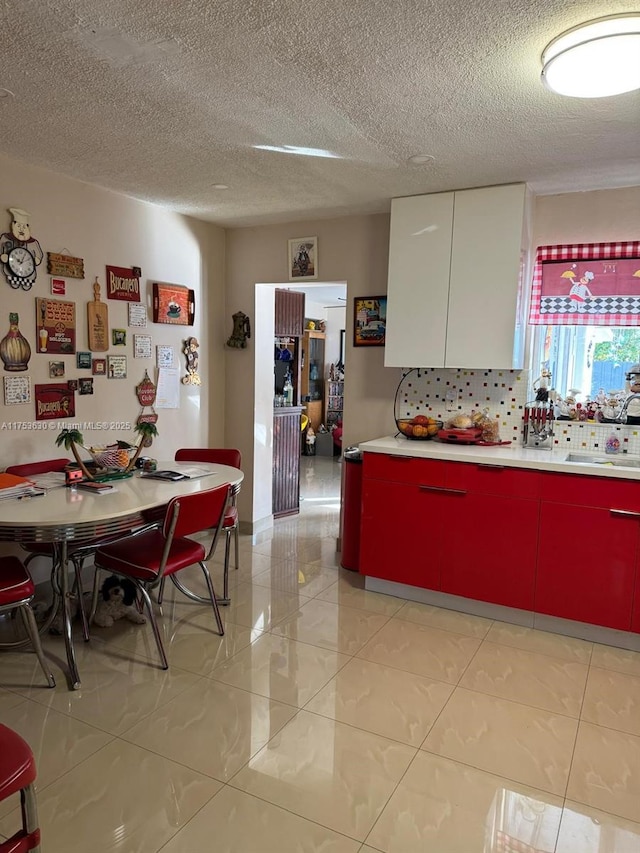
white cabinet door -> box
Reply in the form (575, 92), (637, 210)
(384, 193), (454, 368)
(446, 184), (528, 368)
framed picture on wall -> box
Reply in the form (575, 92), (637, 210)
(288, 236), (318, 281)
(353, 296), (387, 347)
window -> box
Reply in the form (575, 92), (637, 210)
(531, 324), (640, 400)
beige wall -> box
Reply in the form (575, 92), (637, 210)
(0, 152), (226, 470)
(533, 186), (640, 244)
(225, 214), (401, 525)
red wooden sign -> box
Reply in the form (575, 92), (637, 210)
(105, 265), (141, 302)
(136, 371), (157, 407)
(34, 383), (75, 421)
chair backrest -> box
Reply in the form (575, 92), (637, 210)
(161, 484), (231, 566)
(6, 458), (70, 476)
(175, 447), (242, 469)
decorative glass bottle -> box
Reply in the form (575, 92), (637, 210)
(0, 313), (31, 372)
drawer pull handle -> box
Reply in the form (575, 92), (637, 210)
(419, 485), (467, 496)
(386, 455), (411, 462)
(478, 464), (505, 470)
(610, 509), (640, 519)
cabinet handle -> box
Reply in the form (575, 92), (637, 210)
(419, 485), (467, 496)
(610, 509), (640, 519)
(386, 455), (411, 462)
(478, 464), (505, 470)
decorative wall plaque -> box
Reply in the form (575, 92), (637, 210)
(134, 334), (152, 358)
(34, 383), (75, 420)
(152, 282), (195, 325)
(106, 265), (141, 302)
(35, 297), (76, 354)
(3, 375), (31, 405)
(47, 252), (84, 279)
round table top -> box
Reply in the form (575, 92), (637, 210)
(0, 462), (243, 541)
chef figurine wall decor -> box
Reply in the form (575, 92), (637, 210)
(182, 336), (201, 385)
(226, 311), (251, 349)
(0, 208), (43, 290)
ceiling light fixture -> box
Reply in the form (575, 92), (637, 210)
(253, 144), (340, 159)
(407, 154), (435, 165)
(541, 13), (640, 97)
(212, 184), (229, 190)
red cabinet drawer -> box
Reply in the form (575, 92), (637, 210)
(542, 471), (640, 512)
(446, 461), (543, 499)
(363, 452), (446, 487)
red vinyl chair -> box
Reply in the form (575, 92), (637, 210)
(0, 724), (42, 853)
(174, 448), (241, 604)
(0, 556), (56, 689)
(91, 484), (231, 670)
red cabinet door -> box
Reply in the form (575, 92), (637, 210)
(440, 492), (539, 610)
(536, 502), (638, 631)
(360, 477), (442, 590)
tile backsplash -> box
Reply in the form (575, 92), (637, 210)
(396, 368), (640, 455)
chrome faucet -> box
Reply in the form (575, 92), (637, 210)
(619, 393), (640, 422)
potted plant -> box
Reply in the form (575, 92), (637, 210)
(124, 421), (159, 473)
(55, 428), (94, 480)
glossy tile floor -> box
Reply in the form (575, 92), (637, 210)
(1, 456), (640, 851)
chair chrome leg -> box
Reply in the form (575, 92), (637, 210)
(222, 532), (231, 605)
(157, 576), (166, 605)
(22, 782), (41, 853)
(199, 562), (225, 636)
(21, 604), (56, 688)
(233, 524), (240, 570)
(137, 583), (169, 670)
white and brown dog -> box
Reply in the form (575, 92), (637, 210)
(93, 575), (146, 628)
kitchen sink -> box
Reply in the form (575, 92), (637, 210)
(564, 452), (640, 469)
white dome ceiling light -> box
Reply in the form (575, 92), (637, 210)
(541, 13), (640, 98)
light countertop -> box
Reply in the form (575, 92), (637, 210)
(360, 435), (640, 481)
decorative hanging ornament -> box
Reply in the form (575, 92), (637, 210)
(0, 208), (43, 290)
(135, 370), (158, 445)
(0, 312), (31, 371)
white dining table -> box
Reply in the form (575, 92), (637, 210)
(0, 461), (243, 690)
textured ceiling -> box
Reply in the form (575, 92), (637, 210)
(0, 0), (638, 227)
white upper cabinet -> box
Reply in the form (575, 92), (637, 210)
(385, 183), (531, 369)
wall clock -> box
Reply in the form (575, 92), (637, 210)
(0, 208), (43, 290)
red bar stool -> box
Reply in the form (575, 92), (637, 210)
(0, 724), (42, 852)
(0, 557), (55, 689)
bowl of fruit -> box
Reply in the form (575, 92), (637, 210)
(395, 415), (443, 440)
(87, 442), (135, 471)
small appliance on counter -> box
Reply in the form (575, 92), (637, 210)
(523, 401), (554, 449)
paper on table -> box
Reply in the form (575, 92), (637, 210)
(175, 465), (216, 479)
(156, 367), (180, 409)
(30, 472), (67, 491)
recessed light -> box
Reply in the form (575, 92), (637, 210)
(0, 88), (15, 100)
(212, 184), (229, 190)
(253, 144), (341, 159)
(407, 154), (435, 165)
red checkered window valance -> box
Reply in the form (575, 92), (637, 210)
(529, 242), (640, 326)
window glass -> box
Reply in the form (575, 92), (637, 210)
(532, 325), (640, 400)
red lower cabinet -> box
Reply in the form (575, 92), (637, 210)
(536, 501), (638, 631)
(360, 454), (640, 635)
(360, 477), (442, 590)
(440, 492), (539, 610)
